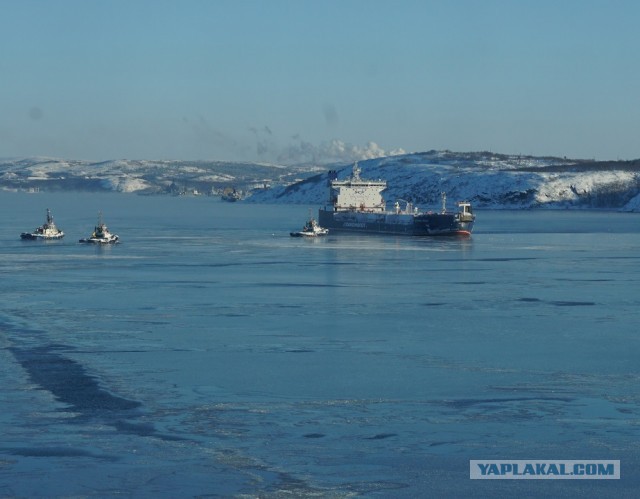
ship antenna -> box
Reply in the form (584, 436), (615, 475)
(441, 192), (447, 213)
(46, 208), (53, 224)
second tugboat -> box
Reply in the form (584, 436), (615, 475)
(79, 212), (119, 244)
(318, 163), (475, 236)
(20, 208), (65, 240)
(290, 216), (329, 237)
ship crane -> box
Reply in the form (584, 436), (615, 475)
(395, 199), (416, 214)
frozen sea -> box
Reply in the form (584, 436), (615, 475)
(1, 191), (639, 498)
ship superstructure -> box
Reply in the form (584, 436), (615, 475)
(317, 163), (475, 236)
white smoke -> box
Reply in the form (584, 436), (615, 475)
(249, 125), (405, 165)
(274, 137), (405, 165)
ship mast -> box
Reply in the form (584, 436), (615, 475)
(352, 162), (361, 181)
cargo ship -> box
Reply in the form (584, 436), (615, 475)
(317, 163), (475, 236)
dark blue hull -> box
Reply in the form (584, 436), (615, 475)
(318, 209), (473, 236)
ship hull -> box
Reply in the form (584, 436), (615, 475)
(20, 232), (64, 240)
(79, 236), (119, 244)
(318, 209), (473, 236)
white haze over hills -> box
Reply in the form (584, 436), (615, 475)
(255, 135), (406, 165)
(2, 151), (640, 211)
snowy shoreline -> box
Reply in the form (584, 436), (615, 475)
(2, 151), (639, 211)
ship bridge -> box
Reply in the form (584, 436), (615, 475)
(329, 163), (386, 212)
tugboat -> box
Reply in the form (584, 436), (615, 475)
(79, 212), (119, 244)
(318, 163), (475, 236)
(290, 216), (329, 237)
(20, 208), (65, 240)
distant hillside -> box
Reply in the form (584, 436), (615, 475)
(246, 151), (640, 212)
(2, 152), (640, 211)
(0, 157), (323, 198)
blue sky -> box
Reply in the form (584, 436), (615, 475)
(2, 0), (639, 163)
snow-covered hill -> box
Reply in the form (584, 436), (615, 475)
(2, 152), (640, 211)
(246, 151), (640, 212)
(0, 157), (324, 197)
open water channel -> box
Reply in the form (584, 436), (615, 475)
(1, 192), (639, 497)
